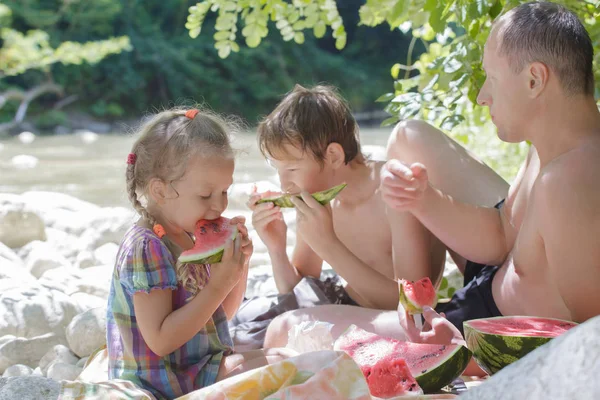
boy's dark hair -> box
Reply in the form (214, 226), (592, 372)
(258, 84), (362, 164)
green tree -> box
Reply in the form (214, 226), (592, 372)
(187, 0), (600, 179)
(0, 1), (131, 133)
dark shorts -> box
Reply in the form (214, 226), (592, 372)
(434, 200), (505, 335)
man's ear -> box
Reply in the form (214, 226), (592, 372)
(325, 142), (346, 169)
(148, 178), (168, 204)
(527, 61), (549, 98)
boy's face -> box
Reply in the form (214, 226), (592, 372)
(267, 143), (337, 194)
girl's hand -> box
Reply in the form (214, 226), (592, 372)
(210, 235), (245, 293)
(229, 216), (253, 264)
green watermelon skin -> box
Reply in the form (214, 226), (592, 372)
(334, 325), (471, 394)
(464, 316), (577, 375)
(178, 217), (238, 264)
(256, 183), (347, 208)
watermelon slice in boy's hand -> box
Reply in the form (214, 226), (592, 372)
(255, 183), (347, 208)
(178, 217), (238, 264)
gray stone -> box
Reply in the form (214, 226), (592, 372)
(461, 315), (600, 400)
(0, 194), (46, 248)
(2, 365), (33, 378)
(0, 333), (66, 374)
(66, 307), (107, 358)
(46, 362), (82, 381)
(0, 376), (60, 400)
(39, 345), (78, 376)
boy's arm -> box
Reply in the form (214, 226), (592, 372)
(537, 167), (600, 323)
(270, 234), (323, 294)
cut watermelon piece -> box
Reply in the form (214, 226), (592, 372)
(255, 183), (347, 208)
(334, 325), (471, 394)
(178, 217), (238, 264)
(464, 316), (577, 375)
(367, 357), (421, 398)
(398, 277), (437, 315)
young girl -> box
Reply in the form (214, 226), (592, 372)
(107, 108), (294, 399)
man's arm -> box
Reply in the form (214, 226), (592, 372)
(537, 167), (600, 323)
(271, 234), (323, 294)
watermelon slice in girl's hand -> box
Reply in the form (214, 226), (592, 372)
(398, 277), (438, 315)
(178, 217), (238, 264)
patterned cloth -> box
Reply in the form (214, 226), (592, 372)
(107, 225), (233, 399)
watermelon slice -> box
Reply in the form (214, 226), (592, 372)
(464, 316), (577, 375)
(255, 183), (347, 208)
(334, 325), (472, 395)
(398, 277), (437, 315)
(178, 217), (238, 264)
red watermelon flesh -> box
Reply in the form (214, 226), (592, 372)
(466, 316), (576, 337)
(398, 277), (437, 314)
(178, 217), (237, 264)
(367, 357), (420, 398)
(335, 325), (471, 395)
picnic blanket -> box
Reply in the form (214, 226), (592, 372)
(57, 347), (460, 400)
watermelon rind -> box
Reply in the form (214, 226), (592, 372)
(178, 227), (238, 264)
(398, 279), (437, 315)
(463, 316), (577, 375)
(256, 183), (347, 208)
(334, 325), (472, 394)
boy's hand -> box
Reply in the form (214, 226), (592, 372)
(290, 192), (337, 255)
(247, 186), (287, 253)
(380, 159), (430, 212)
(398, 304), (465, 347)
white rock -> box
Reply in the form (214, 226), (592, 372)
(69, 292), (107, 314)
(38, 267), (81, 294)
(0, 242), (22, 266)
(75, 206), (135, 250)
(24, 241), (70, 278)
(66, 307), (107, 358)
(0, 284), (79, 338)
(17, 131), (35, 144)
(46, 362), (82, 381)
(10, 155), (38, 169)
(2, 365), (33, 378)
(75, 130), (98, 144)
(72, 265), (112, 298)
(39, 345), (78, 376)
(93, 243), (119, 267)
(31, 367), (42, 377)
(0, 376), (61, 400)
(40, 228), (79, 261)
(75, 356), (88, 369)
(0, 333), (66, 374)
(75, 250), (96, 269)
(461, 315), (600, 400)
(0, 194), (46, 249)
(0, 258), (35, 283)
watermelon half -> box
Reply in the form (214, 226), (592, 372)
(178, 217), (238, 264)
(334, 325), (472, 395)
(398, 277), (437, 315)
(255, 183), (347, 208)
(464, 316), (577, 375)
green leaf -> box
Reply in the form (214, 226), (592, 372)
(218, 45), (231, 59)
(294, 32), (305, 44)
(447, 287), (456, 297)
(335, 34), (346, 50)
(381, 116), (399, 127)
(376, 92), (395, 103)
(489, 0), (503, 19)
(391, 63), (401, 79)
(388, 0), (407, 27)
(246, 34), (261, 48)
(441, 114), (466, 130)
(439, 277), (448, 290)
(313, 20), (326, 38)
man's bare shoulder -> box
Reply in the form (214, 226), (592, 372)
(535, 138), (600, 211)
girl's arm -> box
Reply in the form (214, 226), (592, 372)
(133, 284), (228, 357)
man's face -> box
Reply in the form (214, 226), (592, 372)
(477, 30), (533, 143)
(266, 143), (336, 194)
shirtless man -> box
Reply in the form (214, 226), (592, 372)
(248, 84), (459, 312)
(264, 1), (600, 348)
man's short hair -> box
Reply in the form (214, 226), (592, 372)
(496, 1), (594, 96)
(257, 84), (362, 165)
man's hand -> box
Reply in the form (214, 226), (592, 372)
(290, 192), (338, 256)
(398, 304), (465, 346)
(380, 159), (430, 212)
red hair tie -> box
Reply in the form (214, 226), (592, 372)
(126, 153), (137, 165)
(185, 109), (200, 120)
